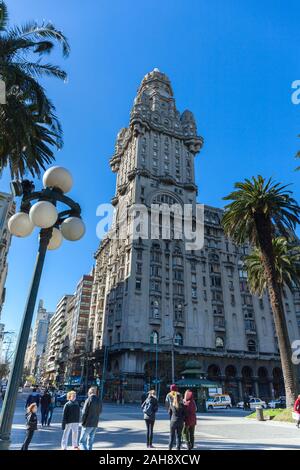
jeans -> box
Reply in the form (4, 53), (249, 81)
(79, 426), (97, 450)
(182, 424), (195, 449)
(61, 423), (79, 449)
(169, 420), (183, 450)
(47, 407), (54, 426)
(21, 429), (34, 450)
(145, 419), (155, 446)
(41, 407), (49, 426)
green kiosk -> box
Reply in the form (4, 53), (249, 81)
(175, 360), (220, 412)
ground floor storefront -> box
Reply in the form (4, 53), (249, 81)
(98, 347), (286, 404)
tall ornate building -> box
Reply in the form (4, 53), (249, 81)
(91, 69), (297, 402)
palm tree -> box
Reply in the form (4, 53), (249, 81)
(0, 0), (70, 179)
(245, 237), (300, 296)
(222, 176), (300, 407)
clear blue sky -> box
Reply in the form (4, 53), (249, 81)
(1, 0), (300, 333)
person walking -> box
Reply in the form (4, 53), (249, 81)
(169, 392), (186, 451)
(47, 391), (56, 426)
(21, 403), (38, 450)
(142, 389), (158, 448)
(79, 387), (103, 450)
(61, 391), (80, 450)
(294, 394), (300, 428)
(25, 388), (40, 409)
(165, 384), (178, 417)
(183, 390), (197, 450)
(40, 389), (51, 426)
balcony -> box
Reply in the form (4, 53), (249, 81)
(118, 183), (127, 195)
(149, 316), (161, 325)
(111, 195), (119, 206)
(173, 318), (185, 328)
(214, 317), (226, 332)
(128, 169), (136, 181)
(245, 320), (257, 334)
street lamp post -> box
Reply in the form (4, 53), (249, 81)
(154, 337), (158, 395)
(100, 345), (109, 401)
(161, 331), (177, 384)
(0, 166), (85, 441)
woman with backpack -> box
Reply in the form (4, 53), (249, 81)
(141, 389), (158, 448)
(21, 403), (38, 450)
(183, 389), (197, 449)
(169, 391), (186, 450)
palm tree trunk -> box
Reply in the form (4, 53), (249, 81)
(255, 215), (298, 408)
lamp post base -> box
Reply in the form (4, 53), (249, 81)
(0, 439), (10, 450)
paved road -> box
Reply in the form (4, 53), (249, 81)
(1, 393), (300, 450)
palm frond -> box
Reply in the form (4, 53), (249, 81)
(245, 237), (300, 296)
(6, 21), (70, 57)
(0, 1), (8, 32)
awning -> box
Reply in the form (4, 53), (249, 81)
(175, 378), (220, 388)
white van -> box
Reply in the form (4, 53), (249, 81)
(206, 394), (232, 410)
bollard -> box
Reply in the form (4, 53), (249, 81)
(256, 405), (264, 421)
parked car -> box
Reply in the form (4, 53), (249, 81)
(206, 394), (232, 410)
(237, 397), (267, 409)
(268, 397), (286, 409)
(55, 393), (87, 407)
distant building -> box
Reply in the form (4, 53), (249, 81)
(43, 274), (94, 387)
(0, 192), (15, 319)
(66, 274), (93, 384)
(44, 295), (73, 384)
(26, 300), (53, 380)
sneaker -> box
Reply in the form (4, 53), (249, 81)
(73, 447), (80, 450)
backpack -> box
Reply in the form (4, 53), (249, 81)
(142, 398), (154, 417)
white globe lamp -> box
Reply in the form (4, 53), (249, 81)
(61, 216), (85, 241)
(29, 201), (58, 229)
(8, 212), (34, 237)
(43, 166), (73, 193)
(47, 227), (63, 250)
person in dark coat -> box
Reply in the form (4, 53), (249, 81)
(25, 388), (40, 409)
(79, 387), (103, 450)
(47, 392), (56, 426)
(21, 403), (38, 450)
(169, 392), (186, 450)
(61, 391), (80, 450)
(40, 390), (52, 426)
(183, 389), (197, 449)
(141, 389), (158, 448)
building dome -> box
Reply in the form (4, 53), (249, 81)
(185, 359), (202, 370)
(138, 68), (174, 97)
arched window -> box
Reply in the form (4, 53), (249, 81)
(150, 331), (159, 345)
(215, 336), (224, 349)
(247, 339), (256, 353)
(174, 332), (183, 346)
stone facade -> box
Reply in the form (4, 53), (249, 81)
(90, 70), (297, 402)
